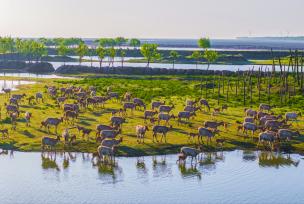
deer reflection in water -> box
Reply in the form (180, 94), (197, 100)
(258, 151), (300, 168)
(0, 149), (13, 157)
(152, 156), (172, 177)
(178, 162), (201, 180)
(41, 151), (60, 171)
(242, 150), (257, 162)
(136, 157), (148, 176)
(61, 152), (77, 169)
(81, 152), (91, 163)
(92, 159), (123, 183)
(197, 152), (225, 174)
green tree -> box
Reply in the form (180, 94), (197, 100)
(58, 43), (69, 65)
(53, 38), (65, 48)
(203, 49), (218, 70)
(169, 50), (180, 69)
(190, 51), (202, 69)
(108, 47), (116, 67)
(201, 49), (219, 97)
(140, 44), (161, 67)
(32, 41), (47, 62)
(76, 41), (88, 65)
(198, 37), (211, 49)
(129, 38), (141, 49)
(99, 38), (116, 47)
(15, 38), (23, 60)
(96, 46), (106, 69)
(115, 37), (128, 47)
(120, 49), (126, 68)
(38, 38), (48, 44)
(0, 37), (15, 60)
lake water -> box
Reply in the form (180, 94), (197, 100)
(51, 60), (272, 72)
(0, 80), (35, 92)
(0, 72), (72, 79)
(51, 55), (278, 71)
(0, 150), (303, 204)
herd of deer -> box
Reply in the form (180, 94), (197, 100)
(0, 84), (302, 163)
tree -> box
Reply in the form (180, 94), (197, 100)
(15, 38), (23, 60)
(203, 49), (218, 70)
(108, 47), (116, 67)
(58, 43), (69, 65)
(197, 38), (211, 97)
(129, 38), (141, 49)
(140, 43), (161, 67)
(198, 37), (211, 49)
(38, 37), (48, 44)
(201, 49), (218, 97)
(120, 49), (126, 68)
(64, 38), (82, 47)
(96, 46), (106, 69)
(0, 37), (15, 60)
(169, 50), (180, 69)
(115, 37), (127, 47)
(190, 51), (202, 69)
(75, 41), (88, 65)
(99, 38), (116, 47)
(32, 41), (47, 62)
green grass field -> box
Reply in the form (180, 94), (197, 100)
(0, 75), (303, 156)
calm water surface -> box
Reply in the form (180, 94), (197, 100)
(51, 60), (272, 71)
(0, 72), (72, 79)
(0, 150), (303, 204)
(0, 80), (35, 92)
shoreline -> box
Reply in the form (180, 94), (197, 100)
(1, 145), (304, 157)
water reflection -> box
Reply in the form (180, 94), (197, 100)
(0, 72), (72, 79)
(0, 149), (13, 157)
(178, 163), (202, 180)
(136, 157), (148, 175)
(242, 150), (257, 162)
(258, 152), (300, 168)
(198, 152), (225, 173)
(152, 156), (172, 178)
(61, 152), (77, 169)
(0, 80), (35, 93)
(41, 152), (60, 171)
(94, 161), (123, 183)
(0, 150), (303, 203)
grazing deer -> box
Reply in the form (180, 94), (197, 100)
(198, 127), (219, 144)
(199, 99), (210, 112)
(136, 125), (149, 143)
(2, 88), (11, 97)
(25, 112), (32, 127)
(40, 117), (63, 134)
(152, 125), (171, 143)
(133, 98), (146, 110)
(41, 135), (61, 150)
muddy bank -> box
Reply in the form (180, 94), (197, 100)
(0, 61), (55, 73)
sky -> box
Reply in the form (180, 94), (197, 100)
(1, 0), (303, 39)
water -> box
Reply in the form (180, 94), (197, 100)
(0, 150), (303, 204)
(0, 80), (35, 92)
(0, 72), (72, 79)
(51, 60), (270, 71)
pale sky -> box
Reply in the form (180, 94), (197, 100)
(0, 0), (303, 39)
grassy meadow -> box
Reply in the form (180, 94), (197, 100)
(0, 75), (303, 156)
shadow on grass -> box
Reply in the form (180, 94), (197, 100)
(229, 139), (256, 148)
(23, 130), (35, 138)
(78, 116), (97, 122)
